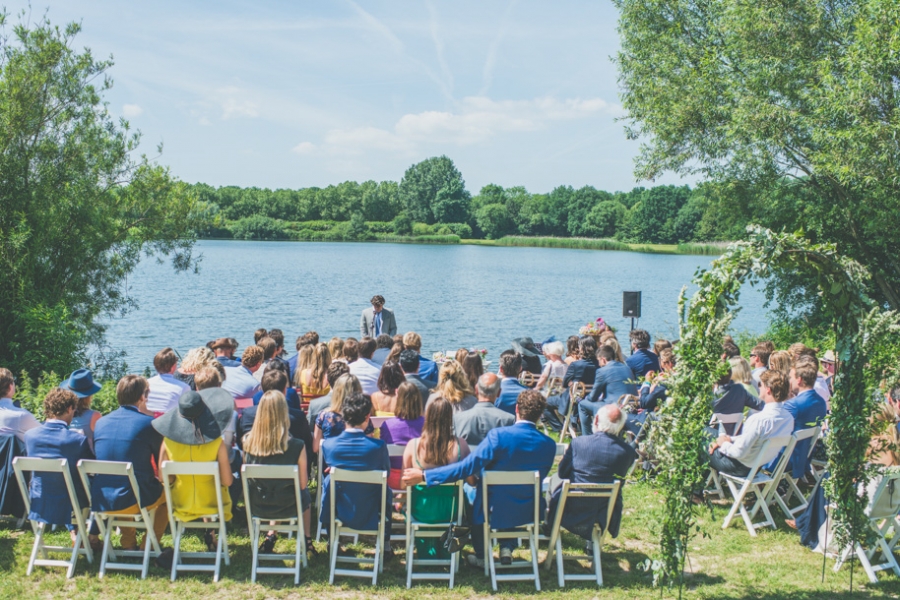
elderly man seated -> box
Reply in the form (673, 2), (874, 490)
(546, 404), (636, 552)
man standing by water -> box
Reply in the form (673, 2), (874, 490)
(360, 295), (397, 338)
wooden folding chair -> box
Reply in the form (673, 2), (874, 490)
(544, 480), (621, 587)
(720, 435), (793, 536)
(482, 470), (542, 591)
(241, 464), (307, 584)
(775, 426), (822, 516)
(705, 412), (747, 499)
(77, 459), (162, 579)
(833, 470), (900, 583)
(160, 461), (230, 582)
(13, 457), (94, 578)
(327, 467), (388, 585)
(518, 371), (540, 388)
(560, 382), (591, 443)
(405, 481), (464, 588)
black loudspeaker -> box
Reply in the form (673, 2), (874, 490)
(623, 291), (642, 318)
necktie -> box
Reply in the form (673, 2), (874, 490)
(374, 311), (382, 336)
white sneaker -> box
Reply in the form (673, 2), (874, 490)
(466, 554), (485, 568)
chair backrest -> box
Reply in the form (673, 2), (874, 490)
(559, 480), (621, 538)
(328, 467), (387, 529)
(518, 372), (540, 388)
(386, 444), (406, 458)
(160, 460), (224, 521)
(711, 412), (744, 435)
(12, 457), (85, 523)
(240, 464), (302, 520)
(482, 470), (541, 529)
(369, 416), (390, 429)
(765, 435), (797, 483)
(794, 425), (821, 459)
(555, 443), (568, 458)
(570, 382), (592, 400)
(406, 480), (464, 524)
(867, 470), (900, 521)
(76, 459), (142, 510)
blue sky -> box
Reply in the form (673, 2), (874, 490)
(4, 1), (689, 194)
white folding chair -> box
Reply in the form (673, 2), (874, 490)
(241, 464), (307, 584)
(160, 461), (230, 582)
(544, 480), (621, 587)
(327, 467), (388, 585)
(405, 481), (464, 588)
(314, 449), (325, 542)
(720, 435), (793, 536)
(775, 426), (821, 516)
(482, 470), (542, 591)
(13, 457), (94, 578)
(711, 412), (745, 436)
(387, 444), (407, 544)
(833, 470), (900, 583)
(77, 459), (162, 579)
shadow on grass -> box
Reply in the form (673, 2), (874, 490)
(0, 535), (18, 573)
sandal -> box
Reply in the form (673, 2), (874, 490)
(305, 536), (316, 556)
(259, 532), (277, 554)
(204, 530), (218, 552)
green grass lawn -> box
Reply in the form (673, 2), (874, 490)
(2, 480), (900, 599)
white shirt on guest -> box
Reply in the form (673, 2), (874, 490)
(222, 365), (262, 400)
(146, 373), (190, 414)
(0, 398), (40, 442)
(349, 358), (381, 396)
(719, 401), (794, 468)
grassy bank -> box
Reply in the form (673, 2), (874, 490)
(464, 236), (730, 255)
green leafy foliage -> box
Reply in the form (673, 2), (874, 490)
(15, 372), (118, 422)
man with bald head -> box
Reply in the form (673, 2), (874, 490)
(547, 404), (636, 550)
(452, 372), (515, 447)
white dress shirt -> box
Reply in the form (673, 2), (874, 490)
(222, 365), (262, 400)
(0, 398), (40, 442)
(349, 358), (381, 396)
(719, 401), (794, 468)
(146, 373), (191, 414)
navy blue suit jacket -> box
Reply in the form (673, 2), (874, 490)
(425, 422), (555, 529)
(495, 378), (529, 415)
(92, 406), (163, 512)
(23, 422), (93, 525)
(563, 358), (599, 388)
(783, 389), (827, 478)
(587, 361), (638, 404)
(549, 432), (636, 538)
(639, 382), (668, 411)
(252, 387), (302, 411)
(320, 430), (390, 531)
(626, 349), (659, 378)
(418, 356), (439, 388)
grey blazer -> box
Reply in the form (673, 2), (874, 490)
(360, 306), (397, 338)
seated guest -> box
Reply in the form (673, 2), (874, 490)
(209, 337), (241, 368)
(381, 382), (425, 486)
(371, 334), (395, 365)
(308, 361), (350, 427)
(24, 388), (97, 549)
(400, 349), (430, 407)
(749, 343), (770, 392)
(313, 374), (373, 453)
(253, 337), (278, 382)
(372, 361), (406, 415)
(251, 359), (302, 410)
(0, 367), (39, 441)
(401, 397), (471, 559)
(626, 329), (660, 378)
(768, 350), (793, 381)
(243, 390), (314, 556)
(222, 344), (264, 404)
(403, 332), (438, 386)
(326, 337), (343, 363)
(453, 373), (515, 447)
(291, 344), (315, 388)
(512, 337), (543, 375)
(61, 369), (103, 450)
(462, 352), (484, 391)
(175, 346), (217, 391)
(730, 357), (759, 397)
(298, 343), (332, 402)
(319, 392), (391, 553)
(579, 346), (638, 436)
(495, 350), (529, 415)
(346, 338), (381, 396)
(287, 332), (318, 380)
(428, 360), (478, 413)
(653, 338), (672, 356)
(403, 390), (556, 567)
(564, 335), (580, 366)
(535, 341), (567, 394)
(626, 349), (675, 437)
(147, 348), (191, 416)
(547, 404), (636, 549)
(238, 369), (313, 476)
(267, 328), (287, 359)
(91, 375), (167, 552)
(544, 336), (599, 432)
(384, 341), (405, 365)
(194, 366), (223, 391)
(721, 338), (742, 360)
(706, 370), (794, 480)
(153, 392), (234, 552)
(254, 328), (268, 344)
(712, 367), (765, 434)
(780, 359), (828, 479)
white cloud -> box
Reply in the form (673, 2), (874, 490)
(122, 104), (143, 118)
(293, 95), (621, 157)
(216, 86), (259, 120)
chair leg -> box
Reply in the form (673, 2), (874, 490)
(250, 519), (259, 584)
(221, 520), (230, 566)
(27, 523), (44, 576)
(555, 536), (565, 588)
(99, 520), (112, 579)
(171, 523), (183, 581)
(488, 535), (498, 592)
(531, 528), (541, 591)
(593, 526), (603, 586)
(328, 527), (339, 584)
(294, 521), (302, 585)
(68, 527), (83, 578)
(406, 526), (414, 589)
(483, 522), (490, 578)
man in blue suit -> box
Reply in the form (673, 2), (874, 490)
(544, 337), (599, 432)
(781, 359), (828, 478)
(402, 332), (438, 386)
(495, 350), (529, 415)
(403, 390), (556, 568)
(578, 346), (638, 436)
(320, 392), (392, 554)
(91, 375), (167, 551)
(23, 388), (97, 548)
(626, 329), (660, 378)
(548, 404), (636, 549)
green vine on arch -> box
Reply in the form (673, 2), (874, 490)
(649, 226), (898, 593)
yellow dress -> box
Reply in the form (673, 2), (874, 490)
(300, 369), (330, 398)
(163, 438), (233, 522)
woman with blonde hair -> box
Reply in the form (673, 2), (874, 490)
(327, 337), (344, 362)
(243, 390), (313, 555)
(769, 351), (793, 379)
(604, 337), (627, 364)
(729, 356), (759, 397)
(427, 359), (477, 412)
(291, 344), (315, 388)
(175, 347), (217, 390)
(454, 348), (469, 364)
(312, 374), (373, 452)
(299, 343), (332, 400)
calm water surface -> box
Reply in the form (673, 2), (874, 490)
(102, 240), (769, 370)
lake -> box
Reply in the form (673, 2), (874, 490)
(101, 240), (769, 370)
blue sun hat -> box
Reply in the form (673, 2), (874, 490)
(60, 368), (102, 398)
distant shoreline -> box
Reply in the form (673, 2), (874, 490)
(198, 235), (728, 256)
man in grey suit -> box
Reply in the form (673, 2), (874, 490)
(453, 373), (515, 447)
(360, 294), (397, 338)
